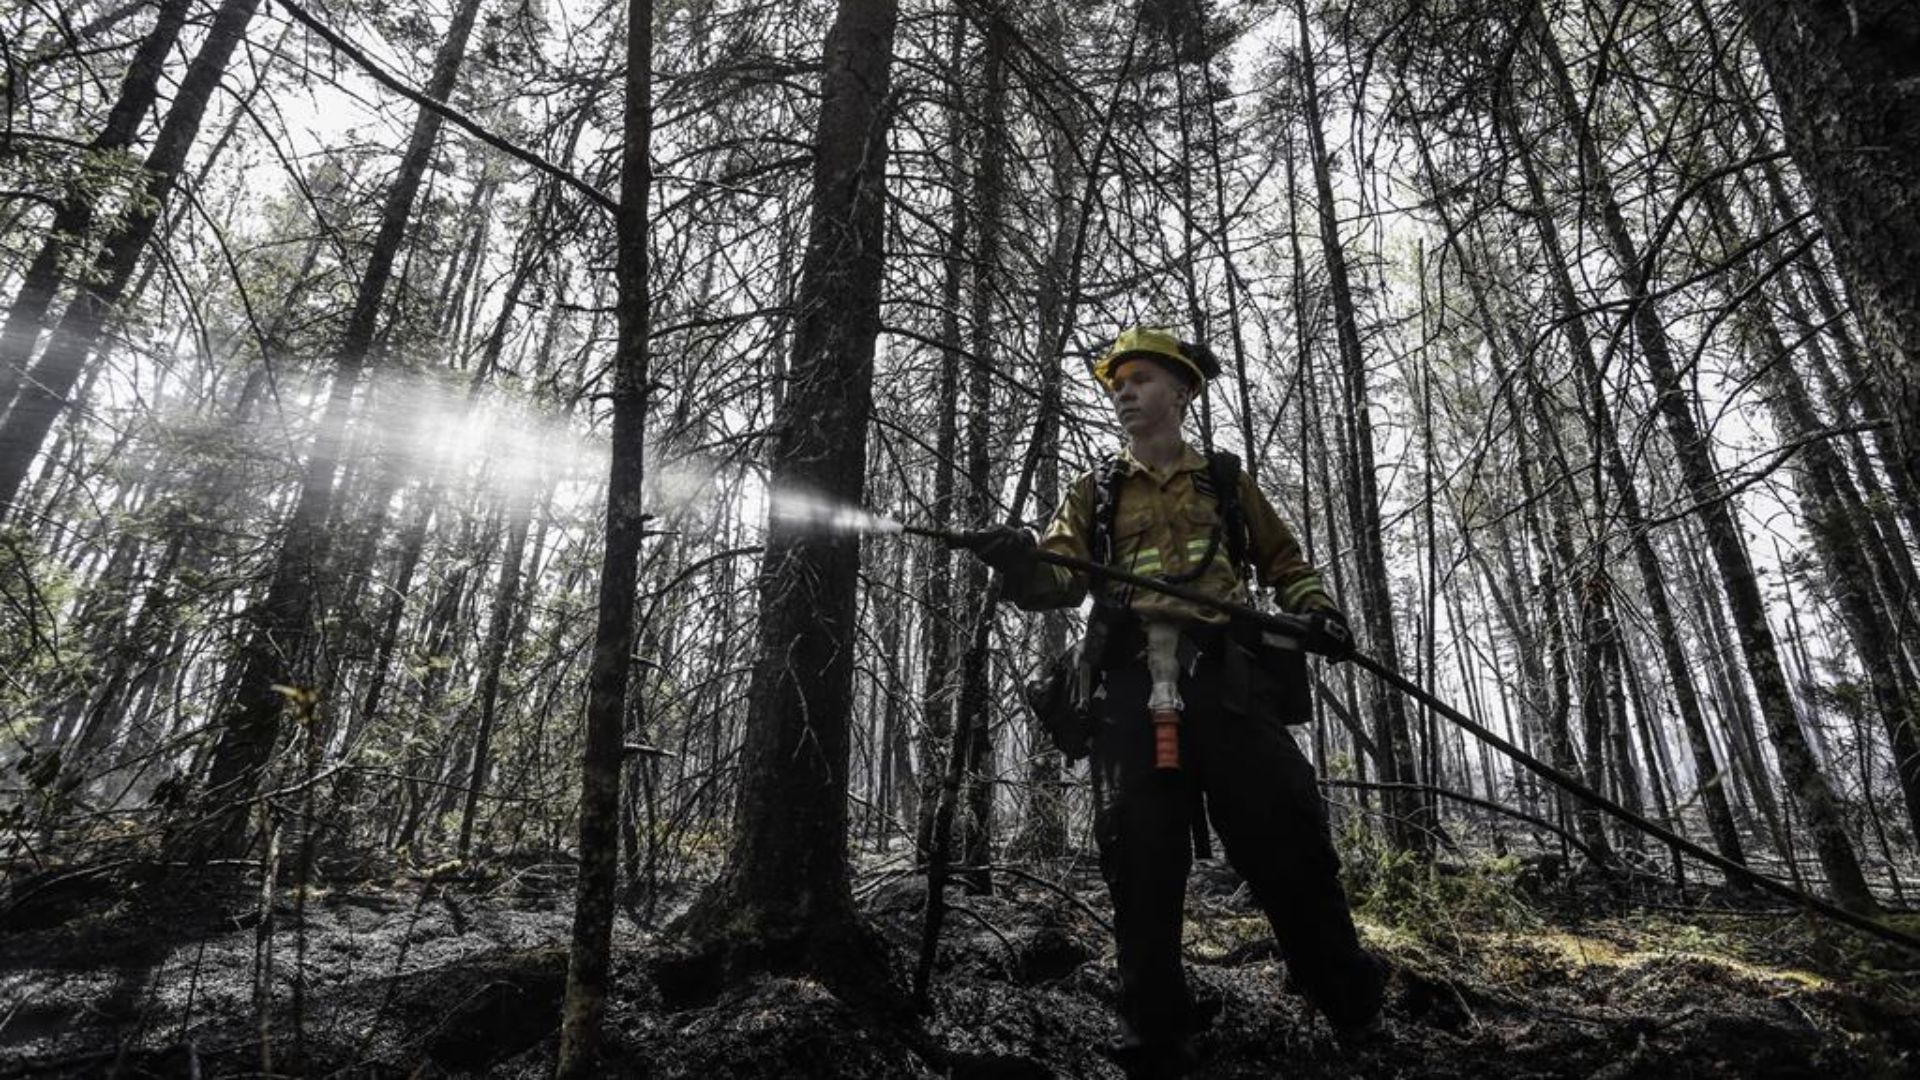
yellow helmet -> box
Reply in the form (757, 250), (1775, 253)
(1091, 327), (1219, 390)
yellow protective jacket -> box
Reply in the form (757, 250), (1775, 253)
(1009, 442), (1337, 623)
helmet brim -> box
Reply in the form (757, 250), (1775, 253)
(1094, 350), (1209, 390)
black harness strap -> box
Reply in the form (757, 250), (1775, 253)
(1090, 455), (1132, 605)
(1090, 456), (1130, 568)
(1198, 450), (1251, 578)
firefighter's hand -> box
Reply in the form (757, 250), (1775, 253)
(970, 526), (1037, 578)
(1305, 608), (1356, 661)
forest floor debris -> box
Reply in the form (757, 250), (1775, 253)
(3, 849), (1918, 1077)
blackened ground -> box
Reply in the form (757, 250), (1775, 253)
(2, 849), (1917, 1078)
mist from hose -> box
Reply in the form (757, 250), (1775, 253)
(769, 487), (903, 536)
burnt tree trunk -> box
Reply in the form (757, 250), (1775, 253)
(554, 0), (652, 1071)
(1701, 183), (1920, 849)
(1455, 119), (1614, 859)
(672, 0), (900, 983)
(458, 484), (534, 858)
(1011, 48), (1079, 861)
(1294, 0), (1426, 852)
(915, 12), (968, 864)
(956, 8), (1009, 896)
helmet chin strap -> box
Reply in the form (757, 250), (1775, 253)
(1198, 372), (1217, 457)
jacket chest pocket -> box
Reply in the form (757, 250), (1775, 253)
(1107, 503), (1164, 575)
(1181, 500), (1221, 535)
(1178, 502), (1226, 566)
(1111, 503), (1156, 548)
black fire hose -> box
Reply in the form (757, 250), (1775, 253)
(910, 524), (1920, 957)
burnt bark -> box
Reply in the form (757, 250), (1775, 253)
(0, 0), (191, 418)
(1010, 54), (1078, 861)
(1702, 182), (1920, 850)
(671, 0), (900, 983)
(955, 9), (1009, 896)
(458, 486), (534, 858)
(555, 0), (652, 1069)
(914, 13), (968, 865)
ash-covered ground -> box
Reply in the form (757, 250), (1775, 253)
(4, 848), (1917, 1077)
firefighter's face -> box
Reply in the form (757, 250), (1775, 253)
(1107, 358), (1190, 437)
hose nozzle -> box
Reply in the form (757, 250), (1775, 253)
(901, 523), (980, 548)
(1146, 621), (1184, 772)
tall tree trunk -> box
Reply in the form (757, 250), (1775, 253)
(350, 492), (437, 746)
(1689, 538), (1790, 850)
(1593, 582), (1644, 845)
(458, 485), (534, 858)
(872, 538), (908, 850)
(555, 0), (652, 1070)
(1700, 183), (1920, 849)
(1614, 625), (1675, 828)
(391, 513), (481, 851)
(1294, 0), (1425, 852)
(956, 9), (1008, 896)
(0, 0), (192, 416)
(1415, 87), (1606, 854)
(915, 13), (968, 864)
(672, 0), (900, 977)
(1455, 173), (1611, 860)
(1677, 2), (1920, 627)
(1011, 54), (1078, 861)
(1194, 46), (1259, 472)
(1292, 134), (1375, 807)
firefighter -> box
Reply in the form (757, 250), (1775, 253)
(971, 327), (1384, 1076)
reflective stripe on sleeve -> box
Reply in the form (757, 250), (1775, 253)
(1279, 574), (1327, 609)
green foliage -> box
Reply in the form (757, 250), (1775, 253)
(0, 531), (80, 723)
(1339, 823), (1539, 948)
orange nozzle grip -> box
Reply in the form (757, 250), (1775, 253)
(1152, 708), (1181, 771)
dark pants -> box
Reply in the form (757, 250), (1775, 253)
(1090, 636), (1381, 1045)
